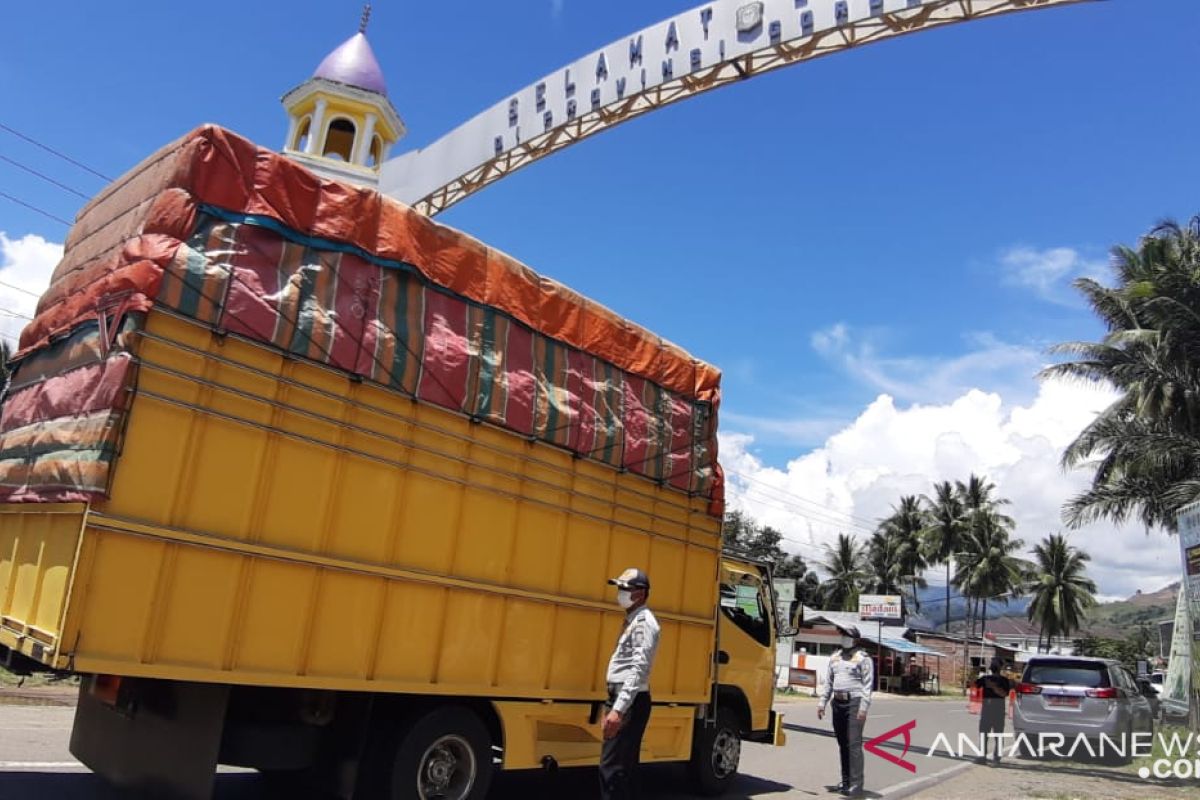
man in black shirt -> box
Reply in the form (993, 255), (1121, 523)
(974, 657), (1013, 764)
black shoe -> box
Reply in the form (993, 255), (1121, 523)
(826, 782), (848, 794)
(844, 786), (865, 798)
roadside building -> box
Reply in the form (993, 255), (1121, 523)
(912, 631), (1018, 689)
(784, 608), (943, 694)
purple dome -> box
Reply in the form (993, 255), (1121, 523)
(313, 33), (388, 96)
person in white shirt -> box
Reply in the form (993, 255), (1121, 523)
(600, 567), (660, 800)
(818, 627), (874, 796)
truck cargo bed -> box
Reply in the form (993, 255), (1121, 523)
(2, 310), (720, 705)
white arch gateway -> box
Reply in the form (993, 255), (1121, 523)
(380, 0), (1093, 216)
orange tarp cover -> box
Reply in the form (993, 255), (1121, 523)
(38, 125), (721, 405)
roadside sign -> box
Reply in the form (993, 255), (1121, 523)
(859, 594), (902, 621)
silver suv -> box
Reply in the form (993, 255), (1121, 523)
(1013, 656), (1154, 762)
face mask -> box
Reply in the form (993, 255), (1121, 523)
(617, 589), (635, 609)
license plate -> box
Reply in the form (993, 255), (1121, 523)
(1047, 696), (1080, 708)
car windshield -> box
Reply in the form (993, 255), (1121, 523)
(1026, 661), (1109, 689)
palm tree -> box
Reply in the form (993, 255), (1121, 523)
(921, 481), (967, 632)
(877, 496), (928, 612)
(1044, 216), (1200, 531)
(1026, 533), (1097, 652)
(819, 533), (867, 612)
(954, 514), (1027, 641)
(953, 474), (1015, 638)
(864, 530), (901, 596)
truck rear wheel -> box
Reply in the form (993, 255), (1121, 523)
(688, 708), (741, 796)
(389, 706), (493, 800)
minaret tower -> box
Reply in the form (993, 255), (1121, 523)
(281, 5), (405, 186)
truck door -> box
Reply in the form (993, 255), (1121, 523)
(716, 562), (776, 732)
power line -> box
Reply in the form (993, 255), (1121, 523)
(0, 191), (71, 227)
(0, 306), (32, 321)
(0, 279), (41, 300)
(726, 467), (881, 529)
(0, 154), (89, 199)
(0, 122), (112, 182)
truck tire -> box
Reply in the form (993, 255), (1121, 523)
(389, 706), (493, 800)
(688, 708), (741, 796)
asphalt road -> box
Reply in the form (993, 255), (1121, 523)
(0, 695), (982, 799)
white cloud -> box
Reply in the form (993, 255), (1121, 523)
(721, 378), (1183, 600)
(0, 232), (60, 350)
(811, 322), (1043, 404)
(998, 245), (1109, 305)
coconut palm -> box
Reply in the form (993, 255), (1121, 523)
(877, 496), (928, 611)
(864, 530), (901, 596)
(1043, 216), (1200, 531)
(921, 481), (968, 632)
(1026, 533), (1097, 652)
(954, 513), (1027, 641)
(954, 474), (1015, 637)
(818, 533), (867, 612)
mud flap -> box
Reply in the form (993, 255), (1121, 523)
(70, 676), (229, 800)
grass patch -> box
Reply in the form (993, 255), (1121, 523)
(0, 662), (77, 689)
(1128, 723), (1196, 778)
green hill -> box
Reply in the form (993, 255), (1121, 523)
(1079, 583), (1178, 639)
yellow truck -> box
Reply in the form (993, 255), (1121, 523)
(0, 126), (785, 799)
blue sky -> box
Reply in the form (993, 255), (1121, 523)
(2, 1), (1198, 596)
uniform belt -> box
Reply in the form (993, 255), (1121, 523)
(832, 690), (856, 702)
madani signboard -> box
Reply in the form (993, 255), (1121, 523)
(859, 594), (902, 621)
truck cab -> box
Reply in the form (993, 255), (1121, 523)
(686, 556), (787, 794)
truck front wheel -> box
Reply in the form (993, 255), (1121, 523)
(688, 708), (741, 795)
(390, 706), (493, 800)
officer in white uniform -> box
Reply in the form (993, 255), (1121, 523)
(600, 567), (660, 800)
(817, 626), (874, 796)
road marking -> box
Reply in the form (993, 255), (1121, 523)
(0, 761), (85, 769)
(878, 760), (973, 798)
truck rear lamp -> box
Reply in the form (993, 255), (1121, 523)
(1085, 687), (1118, 699)
(91, 674), (123, 706)
(1015, 682), (1042, 695)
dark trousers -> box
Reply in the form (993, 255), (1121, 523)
(979, 703), (1006, 760)
(599, 691), (652, 800)
(832, 697), (865, 789)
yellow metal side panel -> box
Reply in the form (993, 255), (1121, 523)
(493, 600), (555, 690)
(675, 622), (715, 698)
(558, 516), (610, 603)
(76, 312), (722, 702)
(454, 491), (518, 584)
(546, 608), (604, 693)
(232, 560), (314, 673)
(151, 545), (241, 669)
(394, 472), (459, 573)
(494, 701), (695, 770)
(436, 591), (504, 686)
(373, 583), (446, 683)
(305, 572), (384, 679)
(0, 505), (85, 662)
(323, 459), (396, 564)
(74, 533), (163, 662)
